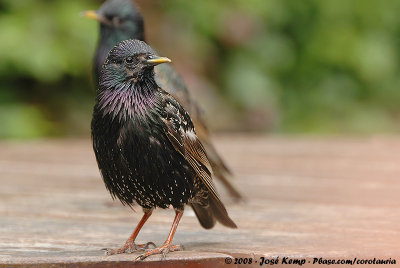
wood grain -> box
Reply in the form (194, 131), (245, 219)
(0, 135), (399, 267)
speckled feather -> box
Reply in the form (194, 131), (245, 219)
(93, 66), (196, 209)
(92, 0), (243, 200)
(91, 40), (237, 228)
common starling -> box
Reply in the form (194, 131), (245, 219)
(83, 0), (244, 200)
(91, 39), (237, 260)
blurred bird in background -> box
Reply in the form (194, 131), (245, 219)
(91, 39), (237, 260)
(83, 0), (244, 200)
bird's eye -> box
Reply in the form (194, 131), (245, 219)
(112, 17), (121, 26)
(125, 56), (135, 64)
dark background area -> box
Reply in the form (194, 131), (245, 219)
(1, 0), (400, 138)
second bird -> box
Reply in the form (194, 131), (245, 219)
(83, 0), (244, 200)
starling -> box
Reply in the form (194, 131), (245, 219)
(83, 0), (244, 200)
(91, 39), (237, 260)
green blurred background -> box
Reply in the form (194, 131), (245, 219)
(1, 0), (400, 139)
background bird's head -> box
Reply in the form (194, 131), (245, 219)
(100, 39), (171, 89)
(84, 0), (144, 42)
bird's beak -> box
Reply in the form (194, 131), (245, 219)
(145, 57), (172, 66)
(81, 10), (110, 25)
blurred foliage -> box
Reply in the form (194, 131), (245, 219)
(1, 0), (400, 138)
(0, 0), (98, 138)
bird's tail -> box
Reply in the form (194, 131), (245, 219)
(190, 203), (216, 229)
(191, 194), (237, 229)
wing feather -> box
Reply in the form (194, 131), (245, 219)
(160, 95), (221, 201)
(160, 93), (237, 228)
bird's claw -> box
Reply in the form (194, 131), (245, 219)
(134, 244), (183, 261)
(103, 241), (157, 255)
(145, 242), (157, 248)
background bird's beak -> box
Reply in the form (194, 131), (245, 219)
(81, 10), (110, 25)
(145, 57), (172, 66)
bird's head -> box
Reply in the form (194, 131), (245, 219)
(83, 0), (144, 41)
(101, 39), (171, 88)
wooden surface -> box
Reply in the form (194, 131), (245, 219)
(0, 135), (399, 267)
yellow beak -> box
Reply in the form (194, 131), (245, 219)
(81, 10), (112, 26)
(81, 10), (102, 21)
(145, 57), (172, 65)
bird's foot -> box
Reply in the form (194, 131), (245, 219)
(103, 241), (156, 255)
(135, 244), (183, 261)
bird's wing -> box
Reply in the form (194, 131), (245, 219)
(160, 91), (237, 229)
(155, 64), (242, 200)
(160, 93), (221, 201)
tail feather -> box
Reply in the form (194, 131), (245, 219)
(190, 204), (216, 229)
(208, 195), (237, 228)
(191, 195), (237, 229)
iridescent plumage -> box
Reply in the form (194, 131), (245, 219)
(91, 39), (236, 259)
(86, 0), (243, 200)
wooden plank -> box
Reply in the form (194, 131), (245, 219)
(0, 136), (399, 267)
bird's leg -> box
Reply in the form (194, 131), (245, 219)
(105, 209), (156, 255)
(135, 209), (184, 261)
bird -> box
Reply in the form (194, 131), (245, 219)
(83, 0), (244, 201)
(91, 39), (237, 260)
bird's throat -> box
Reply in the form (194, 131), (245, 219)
(98, 77), (158, 122)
